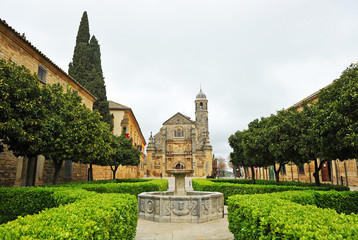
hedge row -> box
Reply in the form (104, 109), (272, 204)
(0, 187), (95, 224)
(212, 179), (349, 191)
(270, 190), (358, 214)
(192, 179), (349, 203)
(0, 193), (137, 239)
(52, 178), (168, 197)
(228, 192), (358, 239)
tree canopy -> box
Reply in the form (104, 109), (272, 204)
(229, 62), (358, 186)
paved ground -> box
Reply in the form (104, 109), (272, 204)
(134, 177), (234, 240)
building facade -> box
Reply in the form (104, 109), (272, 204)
(0, 18), (96, 187)
(146, 89), (213, 177)
(92, 101), (147, 180)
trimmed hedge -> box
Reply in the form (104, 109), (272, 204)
(0, 193), (138, 239)
(0, 178), (167, 238)
(54, 178), (168, 197)
(270, 190), (358, 214)
(0, 187), (95, 224)
(212, 178), (350, 191)
(192, 179), (350, 203)
(228, 192), (358, 239)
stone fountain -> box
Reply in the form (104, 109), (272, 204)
(138, 169), (224, 223)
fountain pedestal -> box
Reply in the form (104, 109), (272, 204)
(166, 169), (194, 196)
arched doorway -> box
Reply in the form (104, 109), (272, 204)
(175, 163), (184, 169)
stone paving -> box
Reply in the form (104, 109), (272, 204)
(134, 177), (234, 240)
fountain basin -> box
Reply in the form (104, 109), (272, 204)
(138, 191), (224, 223)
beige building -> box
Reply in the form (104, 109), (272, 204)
(92, 101), (146, 179)
(0, 18), (96, 186)
(146, 89), (213, 177)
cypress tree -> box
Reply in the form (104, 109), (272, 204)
(89, 36), (113, 130)
(68, 11), (91, 87)
(69, 11), (113, 130)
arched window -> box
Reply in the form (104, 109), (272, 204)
(200, 102), (203, 110)
(175, 163), (184, 169)
(174, 128), (184, 137)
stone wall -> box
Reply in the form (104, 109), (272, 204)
(41, 160), (87, 185)
(0, 146), (20, 187)
(92, 165), (142, 180)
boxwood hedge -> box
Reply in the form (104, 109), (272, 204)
(228, 192), (358, 239)
(270, 190), (358, 215)
(53, 178), (168, 197)
(212, 179), (349, 191)
(192, 179), (349, 203)
(0, 178), (167, 239)
(0, 193), (137, 239)
(0, 187), (95, 224)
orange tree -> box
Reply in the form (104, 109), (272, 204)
(0, 59), (47, 186)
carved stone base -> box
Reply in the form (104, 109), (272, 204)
(138, 191), (224, 223)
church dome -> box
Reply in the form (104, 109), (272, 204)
(196, 88), (206, 99)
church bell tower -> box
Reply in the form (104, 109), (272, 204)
(195, 88), (210, 148)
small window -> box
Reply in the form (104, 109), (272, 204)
(200, 102), (203, 110)
(298, 165), (305, 174)
(38, 65), (47, 84)
(122, 127), (127, 134)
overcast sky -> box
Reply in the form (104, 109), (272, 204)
(1, 1), (358, 160)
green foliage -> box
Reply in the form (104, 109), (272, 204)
(229, 63), (358, 186)
(192, 179), (349, 203)
(228, 192), (358, 239)
(68, 11), (91, 87)
(55, 178), (168, 197)
(0, 187), (94, 224)
(271, 190), (358, 215)
(40, 81), (113, 184)
(211, 179), (349, 190)
(68, 11), (113, 130)
(0, 59), (113, 185)
(0, 187), (56, 224)
(89, 36), (113, 130)
(0, 59), (46, 158)
(109, 134), (141, 178)
(0, 193), (137, 239)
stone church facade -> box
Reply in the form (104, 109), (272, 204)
(146, 89), (213, 177)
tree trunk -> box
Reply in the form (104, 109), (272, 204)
(53, 160), (63, 185)
(273, 164), (281, 185)
(313, 158), (326, 186)
(250, 165), (256, 184)
(110, 165), (119, 180)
